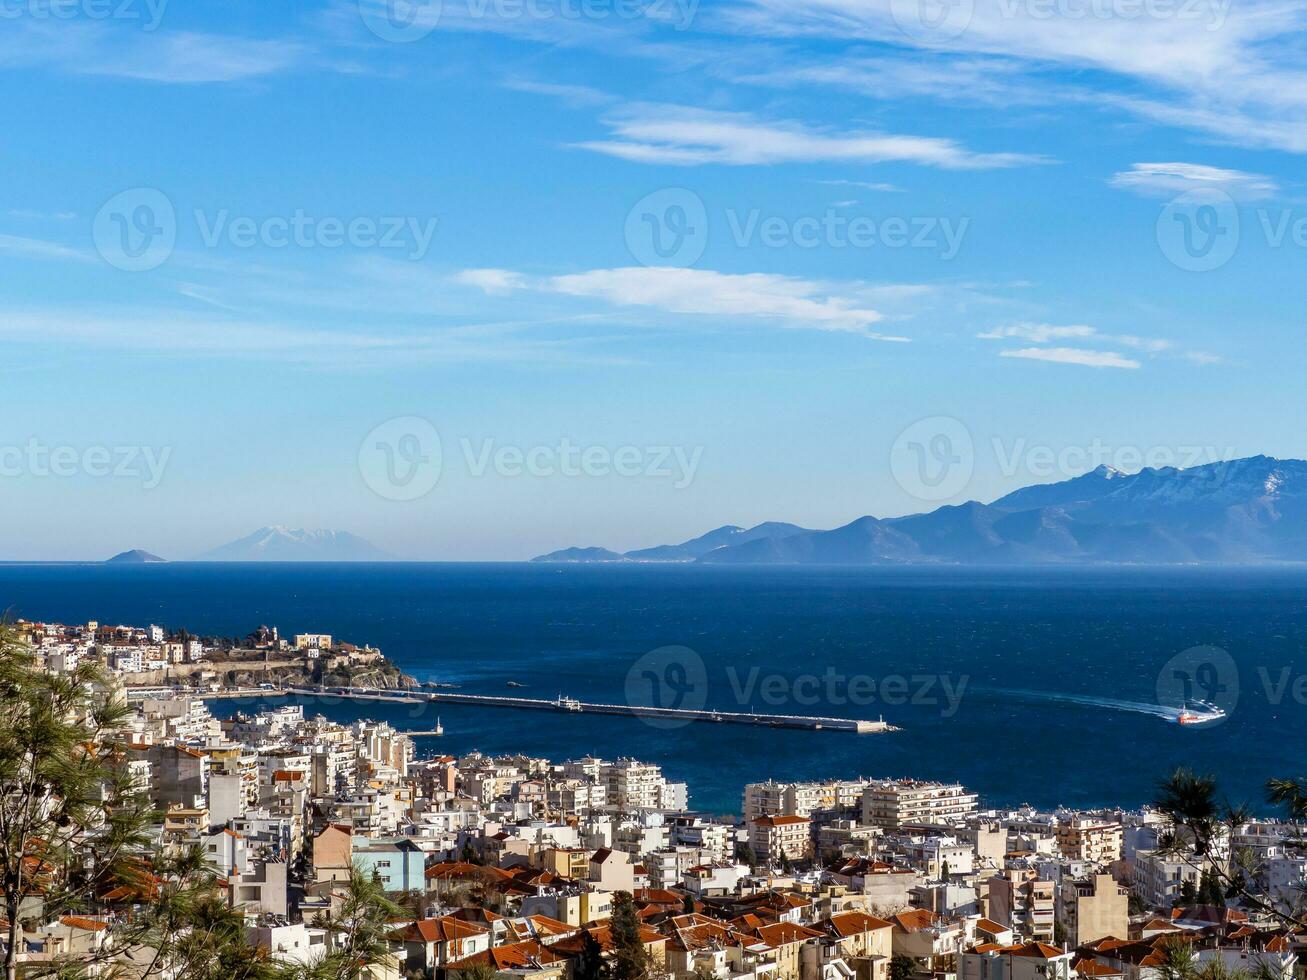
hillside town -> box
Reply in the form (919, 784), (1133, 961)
(5, 618), (1306, 980)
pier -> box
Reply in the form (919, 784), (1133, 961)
(185, 685), (896, 734)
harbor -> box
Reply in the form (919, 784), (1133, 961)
(174, 685), (897, 733)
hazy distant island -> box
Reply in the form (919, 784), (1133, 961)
(106, 549), (167, 564)
(196, 526), (392, 562)
(533, 455), (1307, 565)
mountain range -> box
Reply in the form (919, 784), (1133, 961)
(532, 456), (1307, 565)
(196, 526), (392, 562)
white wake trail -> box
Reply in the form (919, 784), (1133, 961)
(987, 687), (1181, 721)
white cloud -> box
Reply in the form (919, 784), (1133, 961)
(812, 178), (904, 192)
(0, 21), (304, 83)
(452, 268), (531, 293)
(575, 104), (1047, 169)
(1000, 347), (1142, 369)
(725, 0), (1307, 154)
(546, 266), (908, 336)
(1109, 162), (1278, 200)
(977, 322), (1096, 342)
(0, 233), (93, 263)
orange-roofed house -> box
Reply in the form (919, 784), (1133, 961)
(819, 911), (895, 980)
(889, 909), (965, 972)
(959, 942), (1075, 980)
(395, 916), (493, 975)
(444, 939), (568, 980)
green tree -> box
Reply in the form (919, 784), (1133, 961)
(0, 629), (153, 980)
(573, 931), (606, 980)
(451, 964), (499, 980)
(1154, 767), (1307, 930)
(890, 954), (916, 980)
(608, 891), (654, 980)
(0, 627), (270, 980)
(293, 867), (405, 980)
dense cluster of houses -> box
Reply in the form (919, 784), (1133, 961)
(8, 620), (1307, 980)
(14, 617), (386, 681)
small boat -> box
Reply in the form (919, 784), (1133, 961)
(506, 681), (526, 688)
(1175, 700), (1226, 726)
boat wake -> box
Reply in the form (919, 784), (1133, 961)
(986, 687), (1182, 721)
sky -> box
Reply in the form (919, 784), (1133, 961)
(1, 0), (1305, 560)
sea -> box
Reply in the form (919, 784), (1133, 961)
(1, 561), (1304, 817)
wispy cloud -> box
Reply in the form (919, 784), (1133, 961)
(812, 178), (904, 193)
(1000, 346), (1141, 369)
(455, 264), (919, 337)
(0, 233), (94, 263)
(548, 267), (904, 335)
(574, 103), (1048, 168)
(978, 323), (1096, 343)
(725, 0), (1307, 155)
(501, 78), (615, 106)
(0, 21), (305, 83)
(979, 321), (1181, 366)
(451, 268), (531, 293)
(1109, 162), (1279, 200)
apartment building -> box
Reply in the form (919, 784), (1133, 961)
(861, 780), (978, 829)
(1057, 873), (1128, 946)
(987, 871), (1055, 943)
(749, 815), (812, 864)
(1056, 817), (1124, 865)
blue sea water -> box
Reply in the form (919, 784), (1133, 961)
(1, 562), (1304, 816)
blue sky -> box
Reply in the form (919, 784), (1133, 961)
(1, 0), (1305, 560)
